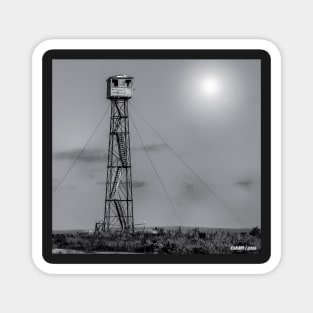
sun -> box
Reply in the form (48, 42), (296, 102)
(200, 76), (221, 97)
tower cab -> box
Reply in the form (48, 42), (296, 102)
(107, 74), (134, 99)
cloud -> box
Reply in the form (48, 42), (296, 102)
(180, 181), (205, 199)
(236, 179), (253, 188)
(97, 180), (147, 188)
(54, 143), (165, 164)
(97, 180), (148, 188)
(132, 143), (166, 152)
(54, 149), (107, 162)
(133, 181), (147, 188)
(181, 182), (195, 195)
(179, 181), (213, 201)
(54, 144), (165, 165)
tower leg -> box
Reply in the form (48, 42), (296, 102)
(95, 97), (134, 233)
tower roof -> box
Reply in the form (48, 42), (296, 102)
(107, 74), (134, 81)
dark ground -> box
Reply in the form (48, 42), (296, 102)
(52, 226), (261, 254)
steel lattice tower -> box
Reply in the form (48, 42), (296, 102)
(95, 75), (134, 232)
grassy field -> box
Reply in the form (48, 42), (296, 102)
(52, 227), (261, 254)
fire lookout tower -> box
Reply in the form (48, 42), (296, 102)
(95, 75), (134, 232)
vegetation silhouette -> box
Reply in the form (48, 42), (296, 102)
(53, 227), (261, 254)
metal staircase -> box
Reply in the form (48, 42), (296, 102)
(114, 200), (127, 230)
(117, 133), (127, 166)
(110, 168), (121, 199)
(108, 167), (127, 229)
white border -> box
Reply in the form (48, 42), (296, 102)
(32, 39), (281, 274)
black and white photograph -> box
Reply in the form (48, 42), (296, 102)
(51, 55), (265, 257)
(7, 0), (313, 307)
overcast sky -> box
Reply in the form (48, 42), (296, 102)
(52, 59), (261, 230)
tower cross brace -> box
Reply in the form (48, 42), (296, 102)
(95, 75), (134, 233)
